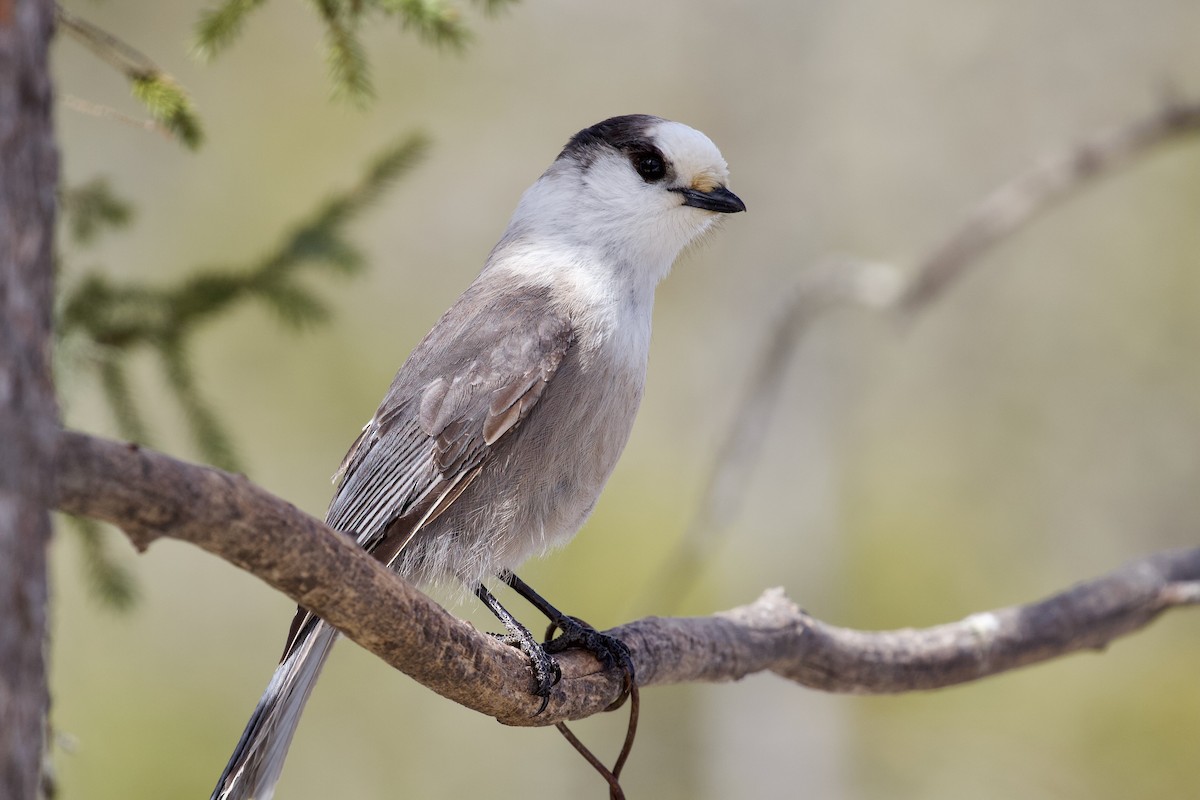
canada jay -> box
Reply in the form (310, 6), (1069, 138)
(212, 114), (745, 800)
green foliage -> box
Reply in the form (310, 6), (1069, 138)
(58, 132), (429, 474)
(160, 336), (243, 470)
(193, 0), (515, 103)
(316, 0), (375, 105)
(193, 0), (269, 60)
(130, 73), (204, 150)
(57, 6), (205, 150)
(473, 0), (520, 14)
(378, 0), (468, 46)
(54, 0), (489, 617)
(55, 134), (426, 609)
(65, 516), (139, 611)
(95, 358), (153, 445)
(60, 178), (135, 244)
(306, 135), (429, 235)
(64, 0), (514, 143)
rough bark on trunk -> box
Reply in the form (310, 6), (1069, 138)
(0, 0), (59, 797)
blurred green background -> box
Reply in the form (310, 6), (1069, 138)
(50, 1), (1200, 798)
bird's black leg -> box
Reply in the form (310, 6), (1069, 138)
(474, 583), (560, 713)
(502, 572), (635, 708)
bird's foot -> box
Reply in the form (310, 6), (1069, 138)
(492, 631), (561, 714)
(544, 616), (635, 711)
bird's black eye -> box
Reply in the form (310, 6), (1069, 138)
(631, 151), (667, 183)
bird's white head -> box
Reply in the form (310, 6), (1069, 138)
(503, 115), (745, 292)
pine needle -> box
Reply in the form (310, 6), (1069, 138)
(194, 0), (269, 61)
(314, 0), (374, 104)
(58, 6), (205, 150)
(60, 178), (135, 245)
(161, 337), (243, 472)
(67, 516), (139, 611)
(58, 133), (427, 472)
(130, 74), (205, 150)
(97, 357), (154, 444)
(380, 0), (468, 48)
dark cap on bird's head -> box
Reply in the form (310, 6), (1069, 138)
(554, 114), (746, 217)
(558, 114), (666, 165)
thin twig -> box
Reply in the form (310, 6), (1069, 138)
(61, 94), (167, 138)
(56, 4), (160, 79)
(555, 722), (626, 800)
(55, 3), (204, 148)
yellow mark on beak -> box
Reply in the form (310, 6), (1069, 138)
(690, 171), (722, 192)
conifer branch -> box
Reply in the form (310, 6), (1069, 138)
(129, 74), (204, 150)
(57, 134), (428, 471)
(315, 0), (374, 104)
(470, 0), (519, 16)
(160, 336), (243, 472)
(193, 0), (269, 61)
(381, 0), (469, 48)
(60, 178), (135, 245)
(96, 357), (153, 445)
(192, 0), (506, 102)
(63, 515), (139, 611)
(56, 4), (205, 149)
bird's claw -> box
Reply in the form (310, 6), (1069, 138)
(543, 616), (636, 711)
(492, 632), (562, 714)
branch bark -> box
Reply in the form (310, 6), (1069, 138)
(53, 431), (1200, 726)
(0, 0), (59, 796)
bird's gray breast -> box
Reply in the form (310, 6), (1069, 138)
(414, 328), (645, 584)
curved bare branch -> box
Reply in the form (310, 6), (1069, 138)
(52, 431), (1200, 725)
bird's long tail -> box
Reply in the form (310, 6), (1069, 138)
(211, 620), (339, 800)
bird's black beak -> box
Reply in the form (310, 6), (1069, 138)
(671, 185), (747, 214)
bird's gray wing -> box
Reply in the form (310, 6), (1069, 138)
(280, 297), (574, 659)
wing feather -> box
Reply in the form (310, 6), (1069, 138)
(281, 289), (574, 661)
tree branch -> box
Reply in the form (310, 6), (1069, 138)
(899, 96), (1200, 312)
(660, 97), (1200, 606)
(52, 431), (1200, 725)
(52, 430), (562, 725)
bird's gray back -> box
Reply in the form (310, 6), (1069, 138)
(325, 274), (646, 589)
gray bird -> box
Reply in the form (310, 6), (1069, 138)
(212, 114), (745, 800)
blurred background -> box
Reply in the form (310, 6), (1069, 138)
(50, 1), (1200, 798)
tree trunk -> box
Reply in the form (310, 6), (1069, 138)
(0, 0), (59, 797)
